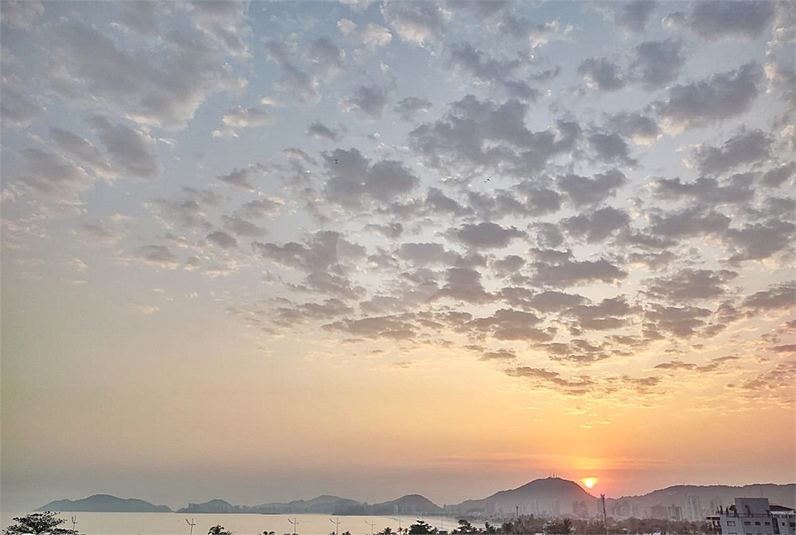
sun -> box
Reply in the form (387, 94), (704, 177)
(583, 478), (597, 488)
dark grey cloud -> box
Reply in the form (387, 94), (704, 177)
(506, 366), (594, 394)
(204, 230), (238, 249)
(589, 132), (635, 165)
(235, 198), (284, 219)
(532, 222), (565, 249)
(135, 244), (180, 269)
(322, 148), (419, 208)
(492, 255), (525, 277)
(436, 267), (492, 304)
(528, 291), (586, 313)
(654, 175), (754, 205)
(447, 43), (537, 100)
(410, 95), (580, 176)
(324, 314), (417, 340)
(606, 112), (661, 145)
(221, 215), (266, 238)
(558, 169), (627, 207)
(653, 62), (762, 132)
(532, 254), (628, 287)
(663, 1), (776, 41)
(340, 85), (388, 120)
(425, 187), (472, 217)
(761, 162), (795, 188)
(394, 97), (434, 121)
(615, 1), (657, 34)
(217, 164), (266, 191)
(88, 116), (160, 179)
(307, 121), (345, 141)
(252, 230), (365, 274)
(630, 39), (685, 90)
(18, 148), (92, 202)
(398, 243), (457, 266)
(645, 303), (712, 338)
(468, 309), (553, 342)
(564, 296), (635, 331)
(645, 269), (738, 301)
(457, 222), (526, 249)
(692, 129), (771, 176)
(271, 298), (354, 327)
(577, 58), (625, 91)
(725, 219), (795, 264)
(648, 207), (731, 238)
(293, 271), (365, 300)
(50, 127), (114, 179)
(308, 36), (345, 78)
(562, 206), (631, 243)
(498, 15), (574, 48)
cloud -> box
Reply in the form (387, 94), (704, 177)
(615, 1), (657, 34)
(630, 39), (685, 90)
(724, 219), (795, 264)
(499, 15), (574, 48)
(531, 253), (628, 287)
(88, 116), (160, 180)
(468, 309), (552, 342)
(506, 366), (594, 394)
(186, 0), (251, 58)
(50, 127), (115, 179)
(340, 85), (388, 120)
(527, 291), (586, 313)
(410, 95), (580, 176)
(382, 2), (444, 45)
(337, 18), (392, 50)
(204, 230), (238, 249)
(644, 303), (712, 338)
(578, 58), (625, 91)
(663, 1), (776, 41)
(761, 162), (795, 188)
(216, 164), (266, 192)
(606, 112), (661, 145)
(398, 243), (457, 266)
(653, 175), (754, 205)
(645, 269), (738, 301)
(653, 62), (762, 133)
(448, 43), (535, 99)
(47, 21), (246, 129)
(394, 97), (434, 122)
(322, 149), (419, 207)
(589, 132), (635, 165)
(558, 169), (627, 207)
(436, 267), (492, 304)
(648, 207), (731, 238)
(691, 129), (771, 176)
(563, 296), (636, 331)
(18, 148), (92, 203)
(220, 216), (266, 238)
(457, 222), (526, 249)
(135, 244), (180, 269)
(0, 0), (43, 30)
(264, 40), (319, 104)
(562, 206), (631, 243)
(213, 106), (272, 137)
(324, 315), (417, 340)
(252, 230), (365, 274)
(308, 37), (346, 78)
(307, 122), (345, 141)
(742, 282), (796, 312)
(1, 74), (47, 129)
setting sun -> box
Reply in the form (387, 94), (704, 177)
(583, 478), (597, 488)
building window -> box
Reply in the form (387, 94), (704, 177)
(744, 521), (751, 525)
(755, 522), (761, 525)
(763, 522), (770, 526)
(728, 521), (736, 526)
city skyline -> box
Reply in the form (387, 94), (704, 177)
(1, 0), (794, 513)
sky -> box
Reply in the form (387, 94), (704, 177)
(1, 0), (795, 513)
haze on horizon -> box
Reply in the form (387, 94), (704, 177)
(1, 0), (794, 514)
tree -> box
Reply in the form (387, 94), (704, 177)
(408, 521), (436, 535)
(3, 513), (79, 535)
(208, 526), (231, 535)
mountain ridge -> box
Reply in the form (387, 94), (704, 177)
(37, 480), (795, 518)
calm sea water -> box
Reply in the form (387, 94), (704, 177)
(0, 512), (464, 535)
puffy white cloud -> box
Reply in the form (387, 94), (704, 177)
(213, 106), (272, 138)
(382, 2), (445, 46)
(337, 18), (392, 50)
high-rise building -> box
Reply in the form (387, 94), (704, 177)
(686, 495), (703, 521)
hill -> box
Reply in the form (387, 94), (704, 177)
(608, 484), (796, 519)
(38, 494), (171, 513)
(449, 477), (598, 517)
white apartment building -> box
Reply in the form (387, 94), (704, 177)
(708, 498), (795, 535)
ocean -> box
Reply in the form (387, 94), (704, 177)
(0, 512), (464, 535)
